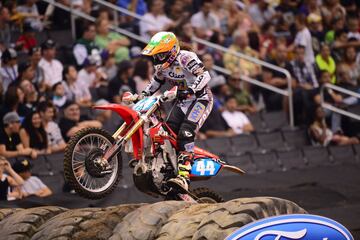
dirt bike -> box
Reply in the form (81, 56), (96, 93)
(64, 87), (245, 203)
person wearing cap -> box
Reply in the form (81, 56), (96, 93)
(59, 101), (102, 142)
(0, 156), (25, 201)
(38, 39), (64, 88)
(0, 48), (18, 91)
(0, 112), (37, 159)
(12, 159), (52, 198)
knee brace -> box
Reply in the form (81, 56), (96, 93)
(177, 121), (197, 152)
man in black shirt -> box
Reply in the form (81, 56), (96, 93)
(200, 107), (236, 138)
(59, 101), (102, 142)
(0, 112), (37, 159)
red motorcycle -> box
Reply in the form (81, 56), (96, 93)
(64, 87), (245, 202)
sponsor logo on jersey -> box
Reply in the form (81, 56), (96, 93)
(186, 59), (197, 70)
(226, 214), (354, 240)
(169, 71), (185, 78)
(188, 102), (206, 122)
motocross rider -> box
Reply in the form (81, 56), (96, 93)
(141, 32), (213, 192)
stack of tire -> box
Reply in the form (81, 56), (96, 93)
(0, 197), (306, 240)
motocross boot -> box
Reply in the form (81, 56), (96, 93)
(168, 151), (193, 193)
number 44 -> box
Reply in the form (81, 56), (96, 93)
(196, 160), (216, 176)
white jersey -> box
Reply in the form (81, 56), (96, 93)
(144, 50), (212, 102)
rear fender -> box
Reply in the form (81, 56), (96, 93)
(93, 104), (143, 159)
(190, 158), (245, 179)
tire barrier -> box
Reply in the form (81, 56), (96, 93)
(0, 197), (306, 240)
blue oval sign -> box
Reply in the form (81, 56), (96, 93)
(226, 214), (353, 240)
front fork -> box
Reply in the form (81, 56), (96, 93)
(101, 102), (160, 163)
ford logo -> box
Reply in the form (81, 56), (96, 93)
(226, 214), (353, 240)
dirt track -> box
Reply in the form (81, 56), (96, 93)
(0, 197), (305, 240)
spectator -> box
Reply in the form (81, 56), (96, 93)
(0, 86), (26, 123)
(315, 43), (336, 83)
(16, 0), (44, 31)
(93, 99), (112, 124)
(223, 30), (260, 77)
(139, 0), (174, 40)
(15, 23), (37, 53)
(336, 64), (360, 105)
(190, 0), (220, 39)
(17, 62), (35, 84)
(0, 112), (37, 159)
(248, 0), (277, 27)
(320, 0), (346, 28)
(12, 159), (52, 198)
(62, 65), (92, 107)
(200, 108), (236, 139)
(228, 71), (257, 113)
(261, 44), (291, 111)
(133, 58), (153, 94)
(222, 95), (254, 134)
(51, 82), (67, 108)
(18, 79), (38, 114)
(313, 71), (343, 132)
(307, 13), (325, 54)
(340, 46), (360, 86)
(59, 101), (102, 142)
(108, 60), (135, 103)
(77, 55), (106, 90)
(294, 14), (315, 64)
(0, 157), (24, 201)
(19, 111), (50, 155)
(0, 6), (11, 50)
(202, 53), (226, 89)
(99, 55), (118, 83)
(309, 106), (358, 146)
(290, 45), (318, 90)
(29, 47), (45, 91)
(38, 101), (66, 153)
(347, 14), (360, 41)
(38, 39), (64, 88)
(0, 48), (18, 91)
(117, 0), (148, 16)
(95, 18), (130, 63)
(73, 22), (100, 66)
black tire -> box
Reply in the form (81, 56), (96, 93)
(156, 203), (219, 240)
(64, 127), (122, 200)
(110, 201), (190, 240)
(0, 208), (22, 222)
(0, 206), (66, 240)
(193, 197), (307, 240)
(31, 204), (143, 240)
(191, 187), (224, 203)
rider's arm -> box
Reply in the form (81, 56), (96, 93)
(180, 52), (211, 94)
(143, 66), (165, 96)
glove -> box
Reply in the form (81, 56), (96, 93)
(177, 88), (194, 101)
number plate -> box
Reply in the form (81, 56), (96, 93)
(191, 158), (221, 176)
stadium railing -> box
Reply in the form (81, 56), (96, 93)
(321, 83), (360, 121)
(42, 0), (295, 125)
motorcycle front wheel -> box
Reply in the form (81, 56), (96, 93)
(64, 127), (122, 199)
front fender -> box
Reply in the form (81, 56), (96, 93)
(93, 104), (143, 159)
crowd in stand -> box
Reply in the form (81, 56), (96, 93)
(0, 0), (359, 200)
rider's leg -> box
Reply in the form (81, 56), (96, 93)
(168, 100), (213, 191)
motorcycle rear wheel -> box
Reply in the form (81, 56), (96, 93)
(64, 127), (122, 199)
(191, 187), (224, 203)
